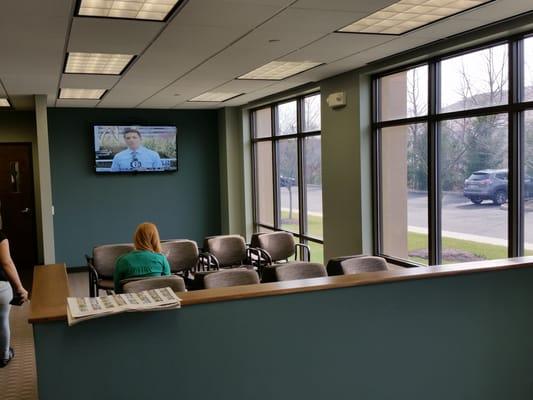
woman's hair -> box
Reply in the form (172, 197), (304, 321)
(133, 222), (162, 253)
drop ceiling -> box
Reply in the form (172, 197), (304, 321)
(0, 0), (532, 110)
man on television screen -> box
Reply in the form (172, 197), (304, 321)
(110, 129), (163, 172)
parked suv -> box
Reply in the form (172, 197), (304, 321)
(464, 169), (508, 205)
(464, 169), (533, 205)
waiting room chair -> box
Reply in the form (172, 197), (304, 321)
(122, 275), (186, 293)
(161, 239), (199, 277)
(253, 231), (317, 282)
(199, 234), (254, 271)
(203, 269), (260, 289)
(326, 255), (389, 276)
(86, 243), (134, 297)
(251, 231), (310, 265)
(274, 262), (327, 282)
(193, 235), (255, 289)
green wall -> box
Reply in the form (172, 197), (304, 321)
(321, 72), (373, 261)
(34, 266), (533, 400)
(48, 108), (220, 267)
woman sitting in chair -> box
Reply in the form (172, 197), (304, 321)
(114, 222), (170, 292)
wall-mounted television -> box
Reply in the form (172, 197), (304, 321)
(93, 125), (177, 173)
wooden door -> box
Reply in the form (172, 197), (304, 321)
(0, 143), (37, 287)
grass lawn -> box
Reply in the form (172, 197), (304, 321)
(408, 232), (533, 264)
(278, 210), (525, 265)
(280, 210), (324, 263)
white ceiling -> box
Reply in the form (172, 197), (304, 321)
(0, 0), (532, 110)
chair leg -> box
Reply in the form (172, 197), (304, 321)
(88, 271), (95, 297)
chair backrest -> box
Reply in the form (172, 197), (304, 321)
(92, 243), (135, 278)
(255, 231), (295, 261)
(203, 235), (247, 267)
(122, 275), (186, 293)
(161, 240), (199, 273)
(327, 255), (388, 276)
(275, 262), (327, 281)
(203, 269), (260, 289)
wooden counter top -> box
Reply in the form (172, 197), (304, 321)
(29, 264), (70, 323)
(29, 257), (533, 323)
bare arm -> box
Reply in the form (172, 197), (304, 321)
(0, 239), (28, 301)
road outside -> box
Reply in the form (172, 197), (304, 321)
(281, 186), (533, 246)
(280, 185), (322, 215)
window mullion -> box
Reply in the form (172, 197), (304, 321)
(297, 99), (307, 255)
(509, 39), (523, 257)
(428, 61), (441, 266)
(272, 106), (281, 229)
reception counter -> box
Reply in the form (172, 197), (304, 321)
(30, 258), (533, 400)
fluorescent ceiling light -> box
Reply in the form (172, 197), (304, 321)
(189, 92), (242, 102)
(339, 0), (492, 35)
(0, 98), (10, 107)
(65, 52), (134, 75)
(77, 0), (180, 21)
(238, 61), (322, 80)
(59, 88), (106, 100)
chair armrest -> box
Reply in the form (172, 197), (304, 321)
(198, 252), (220, 271)
(295, 243), (311, 262)
(246, 247), (271, 269)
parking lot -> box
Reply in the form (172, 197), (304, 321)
(408, 191), (533, 245)
(281, 187), (533, 245)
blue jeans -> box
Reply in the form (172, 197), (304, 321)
(0, 281), (13, 360)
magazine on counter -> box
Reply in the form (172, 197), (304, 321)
(66, 287), (181, 326)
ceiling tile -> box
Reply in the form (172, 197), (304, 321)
(68, 17), (163, 54)
(293, 0), (399, 13)
(60, 74), (120, 89)
(0, 0), (73, 104)
(56, 99), (100, 107)
(281, 32), (392, 63)
(259, 8), (369, 34)
(456, 0), (533, 21)
(174, 0), (283, 29)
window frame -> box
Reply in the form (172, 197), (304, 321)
(373, 32), (533, 267)
(250, 92), (323, 258)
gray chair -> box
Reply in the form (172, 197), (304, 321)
(253, 231), (317, 282)
(122, 275), (186, 293)
(252, 231), (310, 265)
(194, 235), (255, 290)
(203, 269), (260, 289)
(161, 239), (199, 276)
(86, 243), (134, 296)
(274, 262), (327, 282)
(200, 235), (253, 270)
(326, 255), (388, 276)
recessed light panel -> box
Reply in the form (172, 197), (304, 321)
(77, 0), (180, 21)
(238, 61), (322, 80)
(339, 0), (492, 35)
(65, 52), (134, 75)
(59, 88), (106, 100)
(189, 92), (242, 102)
(0, 98), (10, 107)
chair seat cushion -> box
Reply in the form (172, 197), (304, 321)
(97, 279), (114, 290)
(192, 266), (253, 289)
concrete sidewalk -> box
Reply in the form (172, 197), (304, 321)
(408, 225), (533, 251)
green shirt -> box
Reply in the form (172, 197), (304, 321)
(114, 250), (171, 292)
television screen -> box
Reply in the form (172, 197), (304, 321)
(93, 125), (177, 173)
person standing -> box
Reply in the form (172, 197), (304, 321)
(110, 129), (163, 172)
(0, 230), (28, 367)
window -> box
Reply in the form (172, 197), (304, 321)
(251, 93), (323, 263)
(374, 37), (533, 266)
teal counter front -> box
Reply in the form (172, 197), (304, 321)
(30, 260), (533, 400)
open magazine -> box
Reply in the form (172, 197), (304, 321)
(66, 287), (181, 326)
